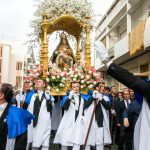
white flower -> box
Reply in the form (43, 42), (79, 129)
(73, 78), (77, 81)
(46, 72), (50, 75)
(52, 76), (56, 80)
(74, 75), (78, 78)
(36, 73), (40, 76)
(64, 68), (67, 71)
(78, 73), (82, 76)
(81, 80), (85, 84)
(86, 81), (90, 84)
(93, 81), (97, 84)
(88, 70), (92, 74)
(46, 78), (50, 82)
(93, 73), (97, 77)
(81, 75), (84, 79)
(60, 72), (64, 77)
(70, 74), (74, 78)
(47, 86), (51, 90)
(61, 84), (65, 87)
(56, 89), (59, 92)
(86, 75), (90, 79)
(81, 85), (84, 89)
(62, 77), (66, 81)
(57, 75), (60, 78)
(88, 84), (93, 89)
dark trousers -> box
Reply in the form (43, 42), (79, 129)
(115, 126), (120, 145)
(118, 127), (133, 150)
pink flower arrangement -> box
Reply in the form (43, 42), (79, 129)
(24, 63), (103, 92)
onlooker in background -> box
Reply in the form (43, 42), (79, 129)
(116, 89), (132, 150)
(117, 92), (123, 101)
(95, 39), (150, 150)
(23, 81), (35, 109)
(123, 99), (142, 150)
(129, 89), (135, 101)
(104, 86), (111, 95)
(109, 86), (120, 145)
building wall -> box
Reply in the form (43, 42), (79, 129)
(0, 41), (26, 89)
(95, 0), (150, 89)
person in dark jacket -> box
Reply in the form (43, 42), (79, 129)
(95, 40), (150, 150)
(0, 83), (34, 150)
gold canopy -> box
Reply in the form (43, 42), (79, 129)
(40, 13), (92, 77)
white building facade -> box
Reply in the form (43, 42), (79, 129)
(0, 40), (26, 89)
(95, 0), (150, 89)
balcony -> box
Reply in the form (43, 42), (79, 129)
(113, 35), (128, 59)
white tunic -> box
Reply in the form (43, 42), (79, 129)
(82, 99), (112, 146)
(134, 99), (150, 150)
(27, 93), (51, 147)
(54, 94), (84, 146)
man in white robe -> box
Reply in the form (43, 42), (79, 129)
(27, 79), (54, 150)
(54, 82), (85, 150)
(82, 83), (111, 150)
(94, 16), (150, 149)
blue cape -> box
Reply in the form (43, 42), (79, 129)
(24, 90), (34, 105)
(135, 79), (150, 105)
(6, 106), (34, 138)
(60, 90), (93, 107)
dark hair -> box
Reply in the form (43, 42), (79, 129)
(117, 92), (123, 96)
(70, 81), (79, 88)
(104, 86), (110, 92)
(111, 86), (116, 89)
(0, 83), (14, 103)
(93, 82), (105, 90)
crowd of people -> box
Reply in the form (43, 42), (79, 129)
(0, 41), (150, 150)
(0, 78), (143, 150)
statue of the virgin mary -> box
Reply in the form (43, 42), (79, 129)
(50, 32), (76, 69)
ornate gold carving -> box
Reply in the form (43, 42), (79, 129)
(85, 24), (91, 69)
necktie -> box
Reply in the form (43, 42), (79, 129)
(126, 100), (129, 108)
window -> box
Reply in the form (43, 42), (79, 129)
(140, 63), (149, 73)
(16, 62), (23, 70)
(0, 46), (2, 57)
(16, 76), (22, 88)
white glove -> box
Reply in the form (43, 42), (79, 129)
(45, 92), (50, 100)
(92, 90), (102, 100)
(94, 41), (109, 63)
(111, 109), (116, 114)
(69, 90), (75, 99)
(98, 93), (103, 101)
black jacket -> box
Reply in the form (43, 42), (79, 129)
(107, 63), (150, 107)
(116, 100), (127, 125)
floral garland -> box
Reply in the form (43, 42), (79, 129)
(30, 0), (95, 43)
(24, 62), (103, 93)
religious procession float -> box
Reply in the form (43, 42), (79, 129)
(25, 0), (103, 95)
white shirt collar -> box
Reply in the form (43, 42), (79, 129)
(0, 102), (8, 117)
(0, 102), (8, 111)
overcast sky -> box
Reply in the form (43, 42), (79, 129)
(0, 0), (114, 42)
